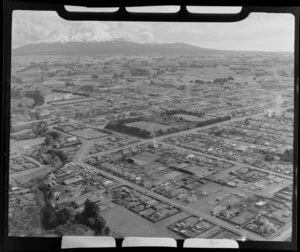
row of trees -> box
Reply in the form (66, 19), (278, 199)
(213, 77), (232, 85)
(262, 148), (293, 163)
(64, 80), (74, 87)
(130, 68), (151, 76)
(161, 109), (205, 118)
(106, 122), (152, 138)
(192, 76), (234, 85)
(195, 116), (231, 127)
(77, 85), (94, 93)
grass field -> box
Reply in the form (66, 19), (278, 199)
(12, 166), (52, 185)
(48, 97), (97, 106)
(229, 210), (257, 226)
(69, 128), (109, 140)
(101, 204), (182, 238)
(210, 229), (241, 239)
(174, 114), (206, 122)
(125, 121), (172, 132)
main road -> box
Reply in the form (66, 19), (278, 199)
(73, 109), (292, 241)
(79, 160), (271, 241)
(78, 110), (292, 180)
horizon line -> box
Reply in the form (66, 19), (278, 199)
(12, 40), (294, 54)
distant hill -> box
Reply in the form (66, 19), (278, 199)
(12, 40), (223, 56)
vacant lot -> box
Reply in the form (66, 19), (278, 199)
(229, 210), (257, 226)
(248, 176), (292, 198)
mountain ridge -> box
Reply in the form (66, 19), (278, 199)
(12, 40), (222, 56)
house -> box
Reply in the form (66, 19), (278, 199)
(63, 176), (83, 185)
(66, 136), (78, 142)
(227, 181), (236, 187)
(255, 201), (267, 207)
(23, 146), (32, 155)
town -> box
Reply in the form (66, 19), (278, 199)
(9, 51), (294, 241)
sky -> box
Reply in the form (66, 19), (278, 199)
(12, 7), (294, 52)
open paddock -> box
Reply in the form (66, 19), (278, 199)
(12, 166), (52, 186)
(209, 228), (242, 239)
(101, 204), (182, 239)
(197, 191), (247, 214)
(10, 156), (39, 174)
(247, 175), (292, 198)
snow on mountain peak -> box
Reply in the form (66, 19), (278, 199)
(12, 12), (147, 48)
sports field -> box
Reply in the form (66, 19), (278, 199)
(69, 128), (109, 140)
(125, 121), (172, 131)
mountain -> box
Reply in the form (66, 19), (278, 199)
(12, 40), (221, 56)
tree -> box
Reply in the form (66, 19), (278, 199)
(48, 149), (68, 164)
(281, 149), (293, 162)
(65, 80), (74, 87)
(102, 226), (110, 235)
(70, 201), (79, 209)
(40, 205), (57, 229)
(82, 199), (99, 218)
(265, 153), (275, 162)
(74, 199), (110, 235)
(93, 215), (108, 235)
(32, 121), (48, 137)
(78, 85), (94, 93)
(47, 131), (60, 141)
(44, 135), (54, 146)
(56, 208), (71, 225)
(40, 205), (72, 230)
(24, 89), (45, 107)
(51, 154), (63, 168)
(91, 74), (98, 80)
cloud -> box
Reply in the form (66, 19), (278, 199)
(12, 10), (294, 52)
